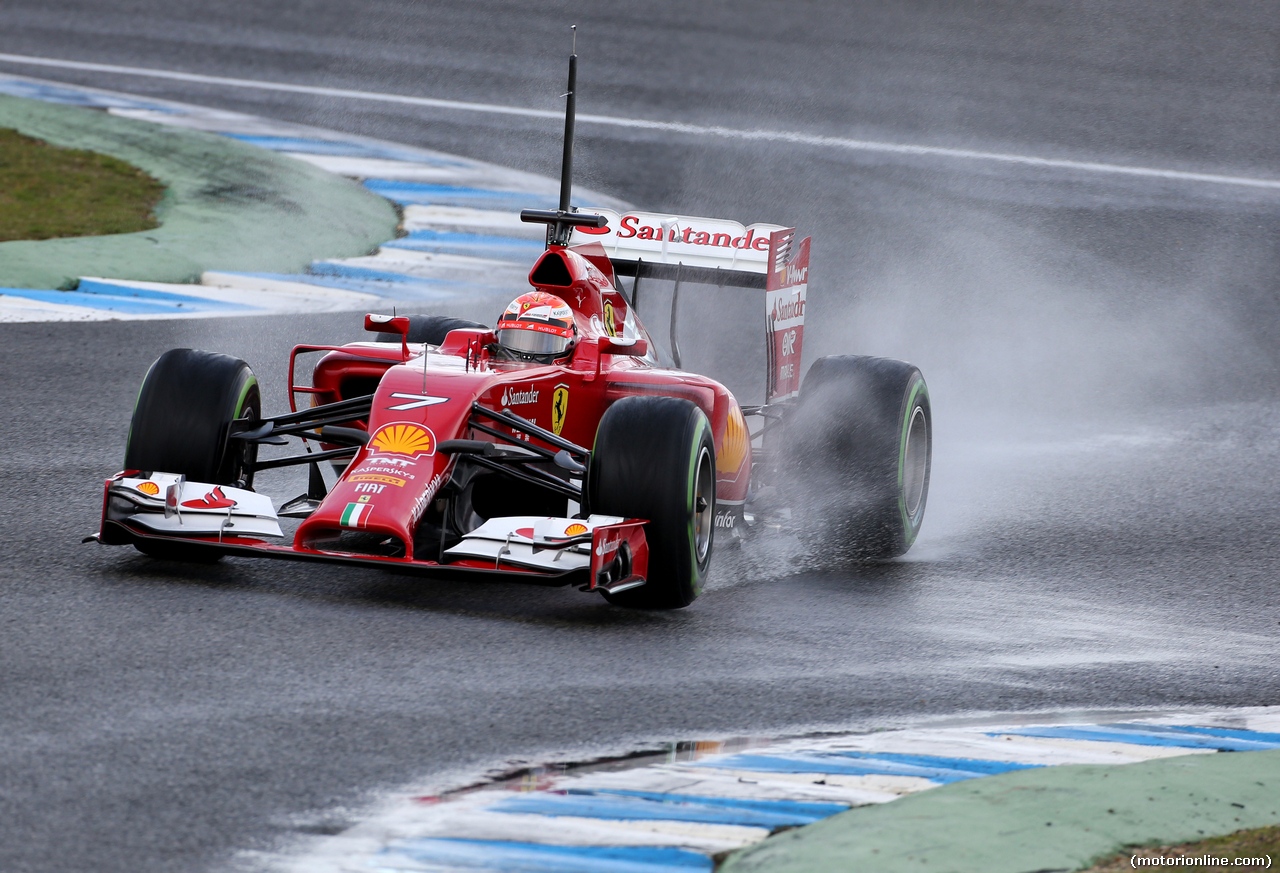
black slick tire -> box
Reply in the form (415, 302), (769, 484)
(376, 315), (487, 345)
(587, 396), (716, 609)
(787, 355), (931, 562)
(123, 349), (261, 561)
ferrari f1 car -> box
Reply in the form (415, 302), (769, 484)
(93, 49), (932, 609)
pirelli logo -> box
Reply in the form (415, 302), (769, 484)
(348, 473), (407, 487)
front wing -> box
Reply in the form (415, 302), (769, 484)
(96, 472), (649, 594)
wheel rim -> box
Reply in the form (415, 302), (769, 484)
(693, 445), (715, 563)
(232, 408), (259, 487)
(224, 393), (260, 487)
(902, 405), (929, 519)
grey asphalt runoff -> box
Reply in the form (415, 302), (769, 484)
(1, 3), (1279, 872)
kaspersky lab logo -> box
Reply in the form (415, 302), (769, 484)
(501, 386), (539, 406)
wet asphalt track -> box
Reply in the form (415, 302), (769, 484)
(2, 3), (1280, 871)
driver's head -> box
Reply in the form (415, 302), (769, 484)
(495, 291), (577, 362)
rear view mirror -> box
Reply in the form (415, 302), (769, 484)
(364, 313), (411, 359)
(364, 313), (410, 336)
(599, 336), (648, 357)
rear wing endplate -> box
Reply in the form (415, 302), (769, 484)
(572, 210), (810, 403)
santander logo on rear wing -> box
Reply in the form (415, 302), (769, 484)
(571, 209), (786, 272)
(571, 210), (809, 404)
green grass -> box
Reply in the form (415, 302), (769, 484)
(0, 127), (165, 242)
(1082, 823), (1280, 871)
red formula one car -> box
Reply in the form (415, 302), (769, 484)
(93, 52), (932, 609)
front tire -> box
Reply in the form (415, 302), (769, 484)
(123, 349), (261, 561)
(786, 355), (931, 562)
(587, 397), (716, 609)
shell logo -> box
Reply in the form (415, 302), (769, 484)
(564, 523), (588, 536)
(136, 481), (160, 496)
(370, 423), (435, 457)
(717, 405), (751, 476)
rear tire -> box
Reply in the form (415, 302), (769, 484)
(786, 355), (931, 562)
(123, 349), (261, 561)
(376, 315), (487, 345)
(587, 397), (716, 609)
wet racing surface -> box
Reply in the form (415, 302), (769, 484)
(1, 3), (1279, 871)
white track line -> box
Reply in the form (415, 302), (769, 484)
(3, 52), (1280, 192)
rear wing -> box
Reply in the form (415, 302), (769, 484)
(571, 210), (810, 403)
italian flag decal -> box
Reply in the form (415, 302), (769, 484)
(340, 502), (373, 529)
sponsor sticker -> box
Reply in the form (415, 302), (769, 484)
(369, 423), (435, 457)
(717, 405), (751, 476)
(348, 473), (406, 487)
(360, 468), (415, 481)
(568, 209), (786, 270)
(564, 523), (588, 537)
(500, 386), (539, 406)
(365, 456), (415, 469)
(136, 481), (160, 496)
(602, 299), (617, 337)
(765, 232), (811, 402)
(340, 501), (372, 528)
(181, 486), (236, 510)
(552, 384), (569, 436)
(410, 471), (448, 523)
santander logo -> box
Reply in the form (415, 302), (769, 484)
(501, 386), (539, 406)
(571, 209), (786, 266)
(616, 214), (771, 251)
(772, 293), (806, 323)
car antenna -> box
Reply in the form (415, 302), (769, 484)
(558, 25), (577, 219)
(519, 24), (607, 248)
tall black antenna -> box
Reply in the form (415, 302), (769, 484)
(520, 24), (606, 248)
(558, 25), (577, 214)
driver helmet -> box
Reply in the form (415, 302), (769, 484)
(496, 291), (577, 360)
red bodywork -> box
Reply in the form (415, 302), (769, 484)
(100, 242), (752, 587)
(297, 244), (750, 559)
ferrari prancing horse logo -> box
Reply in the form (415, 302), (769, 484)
(602, 299), (617, 337)
(552, 384), (569, 436)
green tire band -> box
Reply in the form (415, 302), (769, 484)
(896, 375), (929, 536)
(233, 374), (259, 419)
(218, 371), (258, 476)
(686, 412), (714, 591)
